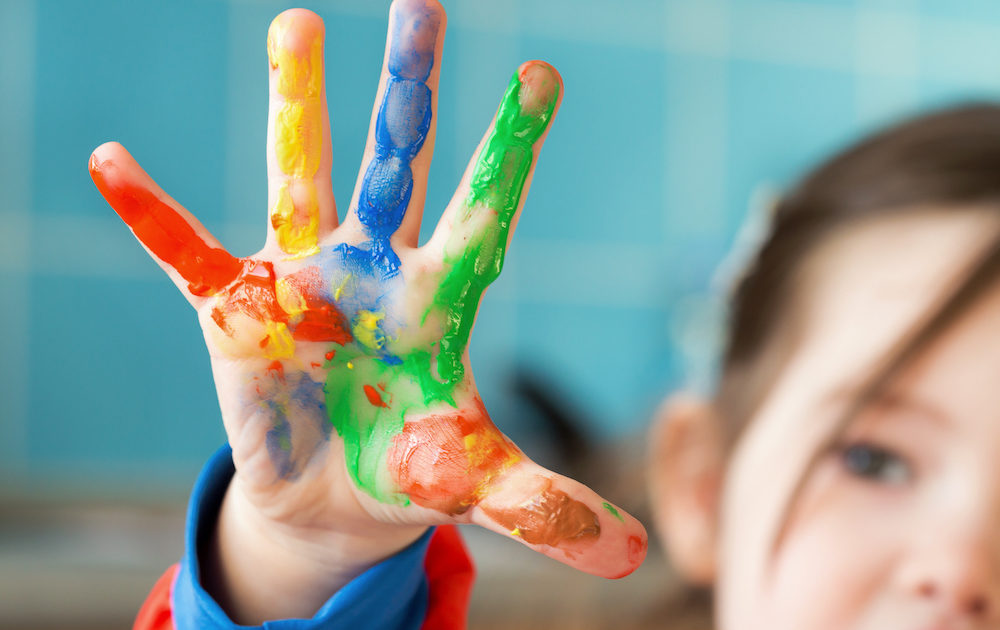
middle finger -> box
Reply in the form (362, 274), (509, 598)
(341, 0), (445, 266)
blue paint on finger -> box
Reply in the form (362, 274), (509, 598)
(350, 1), (439, 280)
(359, 153), (414, 235)
(379, 79), (432, 152)
(388, 2), (441, 81)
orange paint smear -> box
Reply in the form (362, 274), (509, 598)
(363, 384), (388, 408)
(325, 350), (336, 361)
(208, 263), (350, 354)
(211, 261), (288, 336)
(387, 399), (522, 515)
(89, 156), (242, 296)
(266, 360), (285, 379)
(280, 267), (352, 344)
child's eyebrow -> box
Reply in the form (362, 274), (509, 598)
(822, 386), (953, 431)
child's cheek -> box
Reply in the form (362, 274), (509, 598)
(753, 471), (902, 630)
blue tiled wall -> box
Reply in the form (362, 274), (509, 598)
(4, 0), (1000, 496)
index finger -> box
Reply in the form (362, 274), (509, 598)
(341, 0), (445, 262)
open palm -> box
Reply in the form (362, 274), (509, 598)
(90, 0), (645, 579)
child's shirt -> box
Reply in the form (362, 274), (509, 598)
(133, 446), (475, 630)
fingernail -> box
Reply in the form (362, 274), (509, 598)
(388, 0), (442, 81)
(268, 9), (325, 68)
(516, 61), (561, 117)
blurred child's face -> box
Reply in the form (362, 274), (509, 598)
(656, 211), (1000, 629)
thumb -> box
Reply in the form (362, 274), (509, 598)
(383, 397), (647, 577)
(470, 460), (648, 579)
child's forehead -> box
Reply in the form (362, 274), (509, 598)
(797, 208), (997, 358)
(880, 279), (1000, 442)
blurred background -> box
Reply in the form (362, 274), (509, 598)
(3, 0), (1000, 627)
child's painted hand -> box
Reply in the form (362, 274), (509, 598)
(90, 1), (645, 614)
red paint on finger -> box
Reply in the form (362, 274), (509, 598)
(363, 384), (388, 408)
(388, 399), (522, 514)
(628, 534), (647, 565)
(609, 534), (649, 579)
(89, 155), (242, 296)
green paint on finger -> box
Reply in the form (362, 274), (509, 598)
(602, 502), (624, 522)
(431, 66), (559, 384)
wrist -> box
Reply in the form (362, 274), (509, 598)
(202, 472), (428, 624)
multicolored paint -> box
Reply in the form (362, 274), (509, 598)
(317, 64), (561, 507)
(387, 399), (521, 513)
(90, 3), (611, 557)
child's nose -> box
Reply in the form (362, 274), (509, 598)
(912, 579), (991, 619)
(902, 536), (1000, 622)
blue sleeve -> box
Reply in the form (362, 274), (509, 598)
(170, 444), (433, 630)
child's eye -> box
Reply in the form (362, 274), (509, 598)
(839, 442), (912, 485)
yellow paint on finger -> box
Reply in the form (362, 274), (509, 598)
(464, 432), (522, 470)
(275, 101), (322, 179)
(268, 22), (323, 98)
(270, 181), (319, 257)
(269, 20), (324, 180)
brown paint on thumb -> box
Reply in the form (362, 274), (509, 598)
(481, 479), (600, 548)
